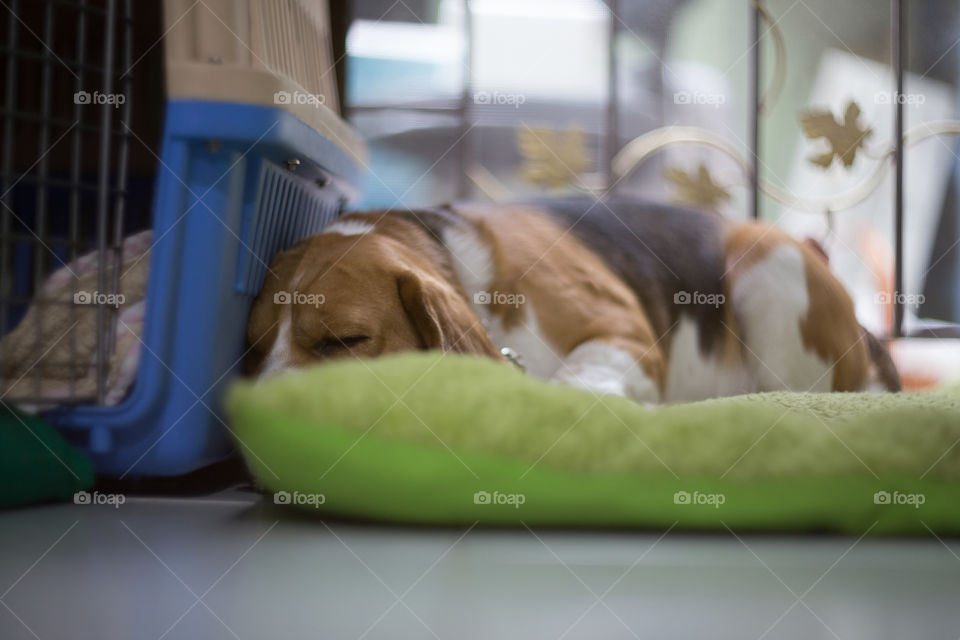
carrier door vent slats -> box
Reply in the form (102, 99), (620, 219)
(237, 160), (338, 296)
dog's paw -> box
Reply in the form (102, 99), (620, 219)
(552, 365), (628, 397)
(552, 340), (662, 405)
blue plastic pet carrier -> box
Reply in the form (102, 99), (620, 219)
(0, 0), (365, 475)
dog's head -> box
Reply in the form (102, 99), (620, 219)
(245, 215), (500, 377)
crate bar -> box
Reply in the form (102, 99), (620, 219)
(69, 0), (89, 401)
(347, 104), (462, 114)
(70, 0), (88, 268)
(31, 2), (56, 397)
(106, 0), (133, 355)
(0, 0), (19, 341)
(49, 0), (110, 16)
(605, 0), (618, 190)
(0, 47), (119, 72)
(0, 109), (125, 135)
(0, 172), (126, 191)
(35, 3), (55, 291)
(3, 296), (93, 306)
(95, 0), (117, 403)
(748, 0), (760, 220)
(892, 0), (905, 338)
(456, 0), (473, 199)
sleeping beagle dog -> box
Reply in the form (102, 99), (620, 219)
(245, 198), (900, 403)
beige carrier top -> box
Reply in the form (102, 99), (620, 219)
(163, 0), (367, 165)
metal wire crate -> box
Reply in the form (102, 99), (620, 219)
(0, 0), (365, 476)
(1, 0), (146, 404)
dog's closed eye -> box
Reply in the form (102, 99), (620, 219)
(313, 335), (369, 357)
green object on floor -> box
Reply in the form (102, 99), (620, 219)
(0, 406), (94, 508)
(226, 353), (960, 534)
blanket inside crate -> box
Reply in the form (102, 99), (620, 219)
(227, 352), (960, 534)
(0, 230), (151, 410)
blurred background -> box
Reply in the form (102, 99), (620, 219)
(333, 0), (960, 338)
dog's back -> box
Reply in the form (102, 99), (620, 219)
(539, 197), (900, 393)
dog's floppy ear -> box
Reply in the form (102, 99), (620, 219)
(397, 271), (501, 358)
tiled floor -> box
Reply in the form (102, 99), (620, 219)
(1, 490), (958, 640)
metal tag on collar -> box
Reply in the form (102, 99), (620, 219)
(500, 347), (525, 372)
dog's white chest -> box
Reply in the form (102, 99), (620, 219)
(442, 224), (563, 378)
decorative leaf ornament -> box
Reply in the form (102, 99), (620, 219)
(799, 101), (872, 169)
(516, 127), (590, 189)
(664, 163), (731, 211)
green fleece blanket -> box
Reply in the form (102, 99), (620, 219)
(226, 353), (960, 534)
(1, 406), (94, 508)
